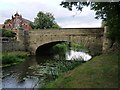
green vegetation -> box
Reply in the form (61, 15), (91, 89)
(39, 59), (84, 81)
(71, 43), (87, 52)
(44, 53), (119, 88)
(0, 52), (29, 67)
(39, 56), (85, 88)
(0, 28), (16, 37)
(51, 43), (68, 54)
(60, 2), (120, 45)
(51, 42), (87, 55)
(30, 11), (60, 29)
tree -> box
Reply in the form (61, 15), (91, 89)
(29, 22), (35, 29)
(60, 1), (120, 44)
(32, 11), (60, 29)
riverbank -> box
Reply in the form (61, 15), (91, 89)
(44, 52), (119, 88)
(1, 52), (29, 68)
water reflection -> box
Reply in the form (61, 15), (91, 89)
(2, 58), (39, 88)
(2, 50), (92, 88)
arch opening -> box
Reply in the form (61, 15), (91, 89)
(36, 41), (68, 56)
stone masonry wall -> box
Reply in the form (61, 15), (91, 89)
(2, 30), (26, 52)
(2, 28), (104, 55)
(2, 41), (25, 52)
(27, 28), (104, 55)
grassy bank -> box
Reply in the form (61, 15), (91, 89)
(45, 53), (119, 88)
(0, 52), (29, 67)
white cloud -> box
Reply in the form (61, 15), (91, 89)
(58, 19), (102, 28)
(0, 0), (102, 28)
(56, 7), (102, 28)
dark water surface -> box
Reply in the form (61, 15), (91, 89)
(2, 50), (92, 88)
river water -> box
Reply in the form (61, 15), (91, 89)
(2, 50), (92, 89)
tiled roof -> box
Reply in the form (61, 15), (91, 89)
(22, 18), (32, 23)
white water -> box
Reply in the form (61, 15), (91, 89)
(66, 50), (92, 61)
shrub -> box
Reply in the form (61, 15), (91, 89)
(71, 43), (87, 51)
(0, 28), (16, 37)
(52, 43), (68, 54)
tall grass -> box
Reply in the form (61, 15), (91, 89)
(1, 52), (29, 66)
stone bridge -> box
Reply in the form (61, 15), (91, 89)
(21, 28), (104, 55)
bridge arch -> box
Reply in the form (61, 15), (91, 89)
(35, 41), (69, 56)
(26, 28), (104, 55)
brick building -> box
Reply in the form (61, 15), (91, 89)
(2, 12), (32, 32)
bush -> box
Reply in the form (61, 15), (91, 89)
(52, 43), (68, 54)
(71, 43), (87, 51)
(0, 28), (16, 37)
(51, 42), (88, 54)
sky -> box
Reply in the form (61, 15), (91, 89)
(0, 0), (102, 28)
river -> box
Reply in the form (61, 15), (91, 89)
(2, 50), (92, 89)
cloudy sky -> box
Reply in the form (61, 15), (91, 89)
(0, 0), (102, 28)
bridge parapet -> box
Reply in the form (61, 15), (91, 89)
(29, 28), (103, 35)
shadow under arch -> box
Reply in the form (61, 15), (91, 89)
(35, 41), (69, 64)
(35, 41), (69, 56)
